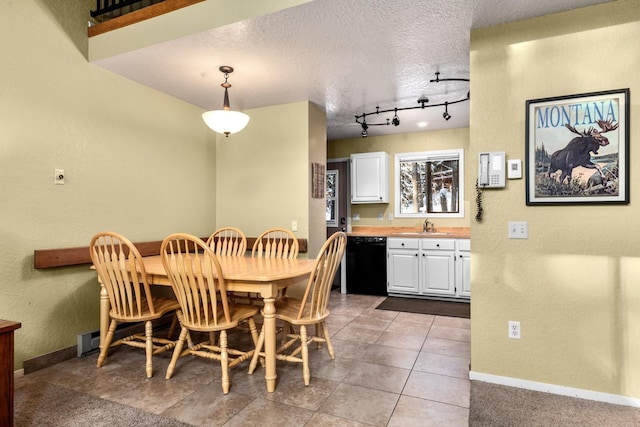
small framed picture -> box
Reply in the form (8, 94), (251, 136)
(525, 88), (629, 205)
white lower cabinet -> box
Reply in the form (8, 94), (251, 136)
(387, 239), (419, 294)
(387, 237), (470, 299)
(421, 239), (456, 296)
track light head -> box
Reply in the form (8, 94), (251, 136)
(392, 110), (400, 126)
(443, 102), (451, 120)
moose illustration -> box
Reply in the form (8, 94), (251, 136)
(548, 119), (618, 184)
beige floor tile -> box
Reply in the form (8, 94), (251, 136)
(223, 397), (315, 427)
(347, 315), (392, 331)
(319, 383), (399, 426)
(394, 312), (436, 325)
(361, 307), (399, 321)
(306, 412), (372, 426)
(428, 324), (471, 342)
(160, 389), (255, 426)
(433, 315), (470, 329)
(257, 369), (340, 411)
(375, 331), (427, 351)
(361, 344), (419, 370)
(403, 371), (470, 408)
(307, 352), (359, 382)
(325, 314), (356, 333)
(387, 395), (469, 427)
(333, 325), (384, 344)
(413, 352), (470, 379)
(343, 361), (410, 393)
(327, 337), (373, 360)
(385, 320), (431, 337)
(421, 336), (471, 358)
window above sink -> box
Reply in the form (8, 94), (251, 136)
(394, 149), (464, 218)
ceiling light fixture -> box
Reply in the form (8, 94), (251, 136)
(202, 66), (250, 137)
(355, 72), (469, 137)
(443, 102), (451, 121)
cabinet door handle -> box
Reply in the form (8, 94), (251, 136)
(436, 243), (440, 248)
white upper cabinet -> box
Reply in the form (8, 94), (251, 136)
(351, 151), (389, 203)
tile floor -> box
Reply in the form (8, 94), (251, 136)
(15, 291), (470, 426)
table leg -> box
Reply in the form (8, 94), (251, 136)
(262, 296), (277, 392)
(99, 282), (109, 349)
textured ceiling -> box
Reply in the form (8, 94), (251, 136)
(92, 0), (612, 140)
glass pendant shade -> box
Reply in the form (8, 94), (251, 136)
(202, 66), (250, 137)
(202, 109), (250, 136)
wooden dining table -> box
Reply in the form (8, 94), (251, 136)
(96, 254), (316, 392)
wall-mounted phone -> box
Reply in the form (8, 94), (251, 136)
(478, 151), (506, 188)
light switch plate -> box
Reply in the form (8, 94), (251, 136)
(508, 221), (528, 239)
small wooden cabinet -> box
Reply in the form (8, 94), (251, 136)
(387, 238), (470, 299)
(350, 151), (389, 203)
(1, 320), (21, 426)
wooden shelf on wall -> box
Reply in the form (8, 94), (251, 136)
(34, 237), (308, 269)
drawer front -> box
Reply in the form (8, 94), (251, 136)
(387, 238), (419, 250)
(421, 239), (455, 251)
(457, 239), (470, 251)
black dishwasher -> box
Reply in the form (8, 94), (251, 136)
(346, 236), (388, 296)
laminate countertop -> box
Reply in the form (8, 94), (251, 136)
(347, 226), (470, 239)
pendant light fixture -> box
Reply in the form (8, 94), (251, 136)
(202, 66), (250, 137)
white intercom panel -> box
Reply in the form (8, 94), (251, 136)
(478, 151), (506, 188)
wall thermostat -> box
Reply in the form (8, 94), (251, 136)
(507, 159), (522, 179)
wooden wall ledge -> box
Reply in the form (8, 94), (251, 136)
(34, 237), (308, 269)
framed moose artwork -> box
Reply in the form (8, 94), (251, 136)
(525, 88), (630, 205)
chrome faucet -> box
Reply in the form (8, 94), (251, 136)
(423, 218), (434, 232)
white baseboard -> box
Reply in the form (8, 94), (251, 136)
(470, 371), (640, 408)
(14, 368), (24, 378)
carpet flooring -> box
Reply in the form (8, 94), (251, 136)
(376, 296), (470, 318)
(14, 382), (191, 427)
(469, 381), (640, 426)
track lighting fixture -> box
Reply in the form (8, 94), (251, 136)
(354, 72), (469, 137)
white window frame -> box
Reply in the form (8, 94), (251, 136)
(326, 169), (339, 227)
(394, 149), (464, 218)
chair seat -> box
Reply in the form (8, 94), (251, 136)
(273, 299), (330, 326)
(109, 297), (180, 323)
(181, 304), (260, 332)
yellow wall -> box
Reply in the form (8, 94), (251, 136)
(215, 101), (317, 244)
(1, 1), (215, 368)
(308, 102), (328, 257)
(470, 0), (640, 399)
(328, 128), (471, 230)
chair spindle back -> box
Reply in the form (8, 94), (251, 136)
(161, 233), (231, 327)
